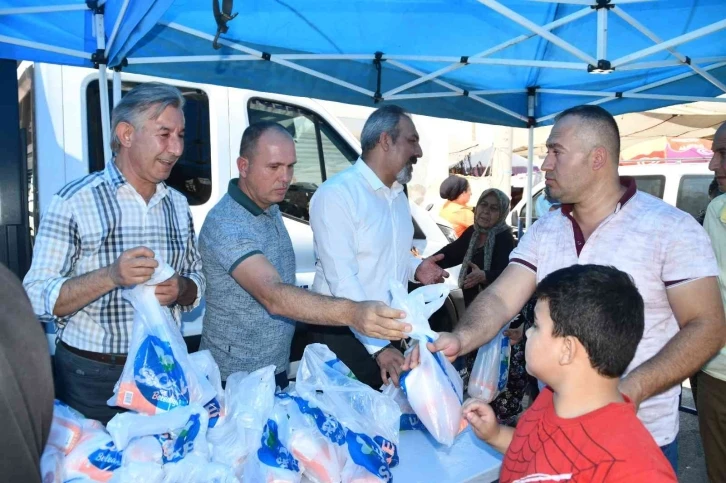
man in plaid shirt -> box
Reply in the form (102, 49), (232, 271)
(23, 82), (205, 424)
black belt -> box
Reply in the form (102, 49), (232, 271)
(59, 340), (127, 365)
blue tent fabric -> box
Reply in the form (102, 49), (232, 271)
(1, 0), (725, 126)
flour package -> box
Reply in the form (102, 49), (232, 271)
(468, 327), (511, 402)
(47, 399), (86, 454)
(63, 426), (124, 482)
(207, 366), (276, 477)
(295, 344), (401, 482)
(392, 280), (466, 447)
(189, 350), (225, 428)
(109, 259), (215, 415)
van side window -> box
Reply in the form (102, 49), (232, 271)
(677, 175), (714, 219)
(86, 81), (213, 206)
(631, 175), (665, 199)
(247, 98), (357, 222)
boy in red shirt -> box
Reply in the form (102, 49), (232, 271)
(463, 264), (677, 482)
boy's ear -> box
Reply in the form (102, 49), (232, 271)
(559, 336), (577, 366)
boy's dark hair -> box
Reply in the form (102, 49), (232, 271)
(535, 264), (644, 378)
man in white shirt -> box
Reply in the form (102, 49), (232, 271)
(309, 105), (448, 388)
(405, 105), (725, 472)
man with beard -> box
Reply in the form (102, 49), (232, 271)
(309, 105), (448, 388)
(23, 83), (205, 423)
(198, 122), (412, 389)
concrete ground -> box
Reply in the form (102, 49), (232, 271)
(678, 386), (708, 483)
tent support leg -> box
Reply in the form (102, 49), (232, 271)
(112, 69), (121, 108)
(94, 11), (111, 165)
(525, 92), (535, 229)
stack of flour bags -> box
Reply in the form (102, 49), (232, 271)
(40, 259), (404, 482)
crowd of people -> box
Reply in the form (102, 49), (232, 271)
(4, 80), (726, 482)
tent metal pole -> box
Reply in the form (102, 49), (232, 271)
(612, 18), (726, 68)
(471, 94), (530, 123)
(0, 34), (90, 59)
(525, 93), (535, 229)
(387, 92), (463, 100)
(478, 0), (598, 65)
(597, 6), (607, 60)
(383, 7), (592, 97)
(623, 93), (726, 103)
(612, 7), (726, 93)
(0, 4), (88, 15)
(105, 0), (129, 59)
(471, 89), (528, 95)
(112, 69), (121, 108)
(128, 55), (259, 64)
(95, 12), (111, 166)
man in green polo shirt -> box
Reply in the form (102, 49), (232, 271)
(198, 122), (411, 388)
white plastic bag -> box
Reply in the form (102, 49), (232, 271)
(109, 260), (215, 415)
(63, 426), (123, 482)
(109, 462), (164, 483)
(381, 384), (425, 432)
(47, 399), (86, 454)
(189, 350), (225, 428)
(468, 328), (511, 402)
(391, 280), (465, 446)
(242, 398), (302, 483)
(41, 445), (65, 483)
(207, 366), (276, 477)
(276, 393), (346, 483)
(106, 403), (209, 455)
(389, 281), (449, 340)
(296, 344), (400, 482)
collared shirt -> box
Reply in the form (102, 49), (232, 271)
(198, 179), (296, 380)
(23, 161), (204, 354)
(702, 194), (726, 382)
(310, 158), (422, 354)
(510, 177), (718, 446)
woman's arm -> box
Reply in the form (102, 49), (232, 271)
(433, 226), (475, 269)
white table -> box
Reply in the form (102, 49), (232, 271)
(392, 427), (503, 482)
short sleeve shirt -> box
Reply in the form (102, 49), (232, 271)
(199, 179), (296, 380)
(510, 177), (718, 446)
(702, 194), (726, 382)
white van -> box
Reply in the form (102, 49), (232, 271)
(508, 161), (714, 236)
(18, 63), (464, 352)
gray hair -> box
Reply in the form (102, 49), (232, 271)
(239, 121), (293, 159)
(360, 105), (409, 156)
(111, 82), (185, 153)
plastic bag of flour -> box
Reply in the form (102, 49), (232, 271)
(109, 259), (215, 415)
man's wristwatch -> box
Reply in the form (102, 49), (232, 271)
(372, 344), (393, 361)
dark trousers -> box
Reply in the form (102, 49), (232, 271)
(53, 341), (126, 425)
(307, 326), (385, 389)
(697, 371), (726, 483)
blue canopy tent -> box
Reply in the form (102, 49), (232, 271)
(1, 0), (725, 224)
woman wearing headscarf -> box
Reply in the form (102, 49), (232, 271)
(438, 175), (474, 238)
(433, 188), (528, 426)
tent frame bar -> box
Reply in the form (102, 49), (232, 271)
(105, 0), (130, 59)
(612, 6), (726, 94)
(0, 33), (89, 59)
(164, 21), (375, 97)
(0, 4), (88, 16)
(478, 0), (598, 66)
(612, 18), (726, 68)
(536, 61), (726, 123)
(381, 6), (593, 98)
